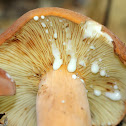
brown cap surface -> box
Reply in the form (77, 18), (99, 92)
(0, 68), (16, 96)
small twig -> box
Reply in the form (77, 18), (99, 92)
(103, 0), (112, 26)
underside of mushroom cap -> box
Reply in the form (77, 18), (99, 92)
(0, 7), (126, 126)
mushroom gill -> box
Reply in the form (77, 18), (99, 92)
(0, 14), (126, 126)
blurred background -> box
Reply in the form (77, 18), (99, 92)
(0, 0), (126, 125)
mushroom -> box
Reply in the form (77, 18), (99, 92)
(0, 7), (126, 126)
(0, 68), (16, 96)
(0, 68), (15, 125)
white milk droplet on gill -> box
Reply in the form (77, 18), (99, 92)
(33, 16), (39, 21)
(52, 43), (63, 70)
(100, 70), (106, 76)
(66, 40), (77, 72)
(82, 20), (113, 46)
(91, 62), (99, 74)
(90, 45), (96, 50)
(41, 15), (45, 19)
(79, 60), (86, 67)
(105, 90), (121, 101)
(94, 89), (101, 96)
(41, 22), (46, 27)
(114, 85), (118, 89)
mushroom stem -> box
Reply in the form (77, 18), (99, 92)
(0, 68), (16, 96)
(36, 66), (91, 126)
